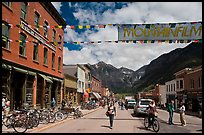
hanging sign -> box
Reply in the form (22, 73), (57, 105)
(118, 22), (202, 41)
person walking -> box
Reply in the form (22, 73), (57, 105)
(51, 97), (56, 110)
(4, 98), (10, 117)
(167, 100), (175, 125)
(179, 102), (186, 126)
(107, 102), (116, 129)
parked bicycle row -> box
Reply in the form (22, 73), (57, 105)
(2, 105), (83, 133)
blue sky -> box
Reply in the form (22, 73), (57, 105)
(51, 2), (202, 71)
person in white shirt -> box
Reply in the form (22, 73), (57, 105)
(107, 102), (116, 129)
(179, 102), (186, 126)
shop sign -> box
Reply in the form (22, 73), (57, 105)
(20, 21), (56, 52)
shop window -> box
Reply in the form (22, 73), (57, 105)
(2, 22), (10, 49)
(25, 76), (34, 106)
(44, 21), (48, 38)
(19, 33), (26, 56)
(36, 76), (43, 105)
(21, 2), (27, 20)
(44, 48), (48, 65)
(33, 42), (38, 61)
(58, 57), (61, 71)
(52, 53), (55, 69)
(34, 12), (40, 30)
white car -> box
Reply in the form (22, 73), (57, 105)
(133, 99), (152, 116)
(126, 99), (136, 109)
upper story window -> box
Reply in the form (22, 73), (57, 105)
(21, 2), (27, 20)
(176, 81), (179, 89)
(3, 2), (11, 8)
(190, 79), (194, 89)
(44, 48), (48, 65)
(44, 21), (48, 38)
(2, 22), (10, 49)
(19, 33), (26, 56)
(34, 12), (40, 30)
(58, 57), (61, 71)
(180, 80), (183, 89)
(198, 76), (202, 88)
(33, 42), (38, 61)
(52, 29), (56, 43)
(52, 53), (55, 69)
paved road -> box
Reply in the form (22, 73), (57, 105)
(27, 105), (202, 133)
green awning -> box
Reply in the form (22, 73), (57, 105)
(13, 67), (28, 74)
(28, 71), (36, 76)
(38, 74), (53, 83)
(2, 63), (12, 69)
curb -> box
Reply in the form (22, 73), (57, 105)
(27, 107), (102, 133)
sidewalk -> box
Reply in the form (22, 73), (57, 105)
(2, 106), (102, 133)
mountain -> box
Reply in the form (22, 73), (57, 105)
(89, 42), (202, 93)
(132, 42), (202, 92)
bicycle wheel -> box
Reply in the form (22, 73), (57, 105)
(48, 112), (56, 123)
(39, 113), (49, 124)
(144, 117), (149, 129)
(55, 112), (64, 121)
(3, 117), (14, 127)
(152, 119), (160, 132)
(13, 119), (28, 133)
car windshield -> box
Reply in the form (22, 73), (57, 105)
(140, 101), (151, 105)
(128, 100), (136, 102)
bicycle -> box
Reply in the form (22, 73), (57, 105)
(144, 114), (160, 132)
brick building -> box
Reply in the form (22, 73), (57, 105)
(2, 2), (67, 110)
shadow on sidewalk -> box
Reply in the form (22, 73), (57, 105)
(101, 124), (112, 129)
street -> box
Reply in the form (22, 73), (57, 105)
(27, 104), (202, 133)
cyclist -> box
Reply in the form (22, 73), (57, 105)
(146, 100), (158, 127)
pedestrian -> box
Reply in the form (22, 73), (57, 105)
(179, 102), (186, 126)
(2, 98), (6, 120)
(107, 102), (116, 129)
(121, 101), (124, 110)
(167, 100), (175, 125)
(5, 98), (10, 117)
(51, 97), (56, 110)
(62, 99), (66, 109)
(146, 100), (158, 127)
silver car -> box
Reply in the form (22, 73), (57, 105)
(133, 99), (152, 116)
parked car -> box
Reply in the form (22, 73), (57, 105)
(126, 99), (136, 109)
(133, 98), (152, 116)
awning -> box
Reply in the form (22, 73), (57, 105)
(2, 63), (12, 69)
(28, 71), (36, 76)
(13, 67), (28, 74)
(96, 93), (101, 99)
(92, 92), (100, 100)
(38, 73), (53, 83)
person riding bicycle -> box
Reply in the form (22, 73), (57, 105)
(146, 100), (158, 127)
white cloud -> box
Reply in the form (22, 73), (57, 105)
(63, 2), (202, 71)
(51, 2), (62, 14)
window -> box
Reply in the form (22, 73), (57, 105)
(33, 43), (38, 61)
(34, 12), (40, 29)
(58, 57), (61, 71)
(52, 29), (56, 42)
(176, 81), (179, 89)
(2, 23), (10, 49)
(190, 79), (194, 89)
(21, 2), (27, 20)
(58, 35), (62, 46)
(19, 33), (26, 56)
(3, 2), (11, 7)
(52, 53), (55, 69)
(180, 80), (183, 89)
(44, 21), (48, 37)
(44, 48), (48, 65)
(166, 85), (168, 92)
(198, 77), (202, 88)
